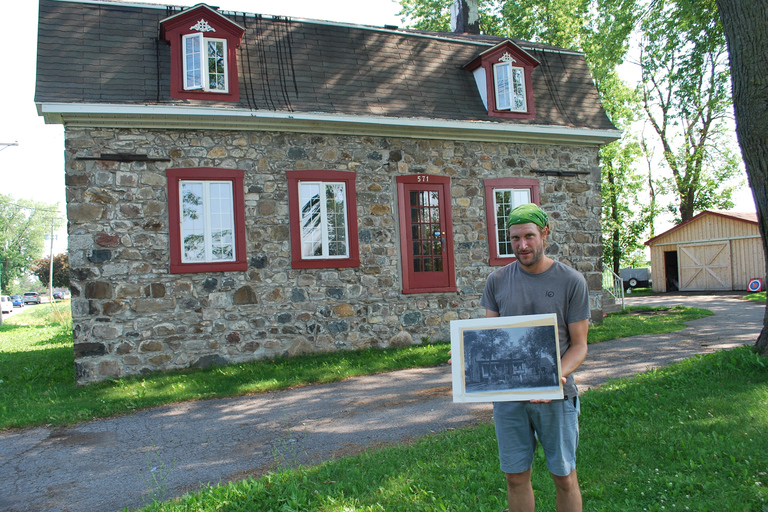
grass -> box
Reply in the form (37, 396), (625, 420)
(745, 291), (766, 303)
(128, 346), (768, 512)
(623, 286), (655, 296)
(0, 304), (449, 431)
(3, 300), (765, 510)
(0, 304), (714, 431)
(588, 305), (713, 343)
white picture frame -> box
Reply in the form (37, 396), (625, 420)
(450, 313), (563, 402)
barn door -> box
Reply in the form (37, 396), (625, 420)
(396, 175), (457, 293)
(679, 242), (732, 291)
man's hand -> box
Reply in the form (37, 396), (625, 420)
(530, 376), (567, 403)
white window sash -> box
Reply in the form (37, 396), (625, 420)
(183, 32), (204, 90)
(299, 181), (349, 260)
(493, 62), (527, 112)
(180, 180), (235, 263)
(493, 188), (531, 258)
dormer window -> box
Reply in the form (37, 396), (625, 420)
(465, 41), (539, 119)
(161, 4), (244, 102)
(183, 32), (228, 92)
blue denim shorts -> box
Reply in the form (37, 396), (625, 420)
(493, 397), (580, 477)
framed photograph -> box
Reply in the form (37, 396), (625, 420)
(450, 313), (563, 402)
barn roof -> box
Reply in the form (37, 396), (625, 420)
(645, 210), (759, 246)
(35, 0), (619, 143)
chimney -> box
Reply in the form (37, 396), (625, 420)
(450, 0), (480, 34)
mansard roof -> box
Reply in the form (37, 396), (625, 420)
(35, 0), (618, 137)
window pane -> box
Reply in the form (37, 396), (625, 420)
(181, 182), (205, 262)
(325, 183), (348, 257)
(494, 188), (531, 257)
(495, 62), (511, 110)
(207, 40), (226, 91)
(184, 35), (202, 90)
(208, 183), (234, 261)
(300, 183), (322, 257)
(511, 67), (526, 111)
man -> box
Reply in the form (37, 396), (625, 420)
(480, 203), (590, 512)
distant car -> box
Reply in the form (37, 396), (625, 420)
(1, 296), (12, 314)
(11, 295), (24, 308)
(52, 291), (66, 300)
(23, 292), (41, 305)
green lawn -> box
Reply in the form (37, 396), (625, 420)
(745, 291), (766, 303)
(2, 301), (766, 511)
(0, 304), (715, 431)
(130, 346), (768, 512)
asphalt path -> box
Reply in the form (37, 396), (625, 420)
(0, 292), (763, 512)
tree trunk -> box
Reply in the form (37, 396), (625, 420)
(716, 0), (768, 355)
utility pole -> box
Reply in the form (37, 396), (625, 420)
(48, 217), (55, 305)
(0, 141), (18, 326)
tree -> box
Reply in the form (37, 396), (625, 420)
(715, 0), (768, 356)
(31, 253), (70, 289)
(639, 0), (742, 222)
(400, 0), (644, 272)
(0, 195), (63, 295)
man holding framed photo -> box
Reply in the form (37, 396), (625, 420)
(480, 203), (590, 512)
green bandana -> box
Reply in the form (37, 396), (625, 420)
(506, 203), (549, 229)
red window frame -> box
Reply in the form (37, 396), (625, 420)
(484, 177), (540, 266)
(167, 167), (247, 274)
(396, 175), (457, 294)
(287, 170), (360, 269)
(464, 41), (539, 119)
(160, 5), (244, 102)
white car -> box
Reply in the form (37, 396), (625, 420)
(1, 296), (12, 314)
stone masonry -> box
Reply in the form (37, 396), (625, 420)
(65, 127), (603, 384)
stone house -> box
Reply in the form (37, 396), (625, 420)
(35, 0), (620, 384)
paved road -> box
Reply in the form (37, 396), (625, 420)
(0, 293), (763, 512)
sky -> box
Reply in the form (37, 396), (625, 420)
(0, 0), (756, 257)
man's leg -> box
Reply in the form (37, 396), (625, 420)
(551, 469), (581, 512)
(505, 469), (534, 512)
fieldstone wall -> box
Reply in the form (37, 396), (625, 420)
(64, 127), (604, 384)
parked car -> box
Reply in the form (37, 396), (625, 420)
(1, 296), (12, 314)
(620, 267), (652, 291)
(23, 292), (41, 305)
(11, 295), (24, 308)
(53, 291), (66, 300)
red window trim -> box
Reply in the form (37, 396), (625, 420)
(483, 177), (540, 266)
(167, 167), (247, 274)
(160, 5), (244, 102)
(465, 41), (539, 119)
(396, 175), (457, 294)
(286, 170), (360, 269)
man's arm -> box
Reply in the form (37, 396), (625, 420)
(561, 318), (589, 378)
(486, 309), (500, 318)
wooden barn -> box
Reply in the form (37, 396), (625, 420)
(646, 211), (765, 292)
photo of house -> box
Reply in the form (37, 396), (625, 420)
(463, 325), (559, 392)
(35, 0), (619, 384)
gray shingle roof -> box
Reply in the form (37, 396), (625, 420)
(35, 0), (616, 131)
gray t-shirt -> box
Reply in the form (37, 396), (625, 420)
(480, 260), (590, 398)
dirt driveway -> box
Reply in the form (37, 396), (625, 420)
(0, 292), (763, 512)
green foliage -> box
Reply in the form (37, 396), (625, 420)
(639, 0), (742, 222)
(588, 305), (714, 343)
(0, 309), (450, 430)
(744, 292), (766, 304)
(129, 346), (768, 511)
(30, 253), (70, 289)
(0, 195), (64, 294)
